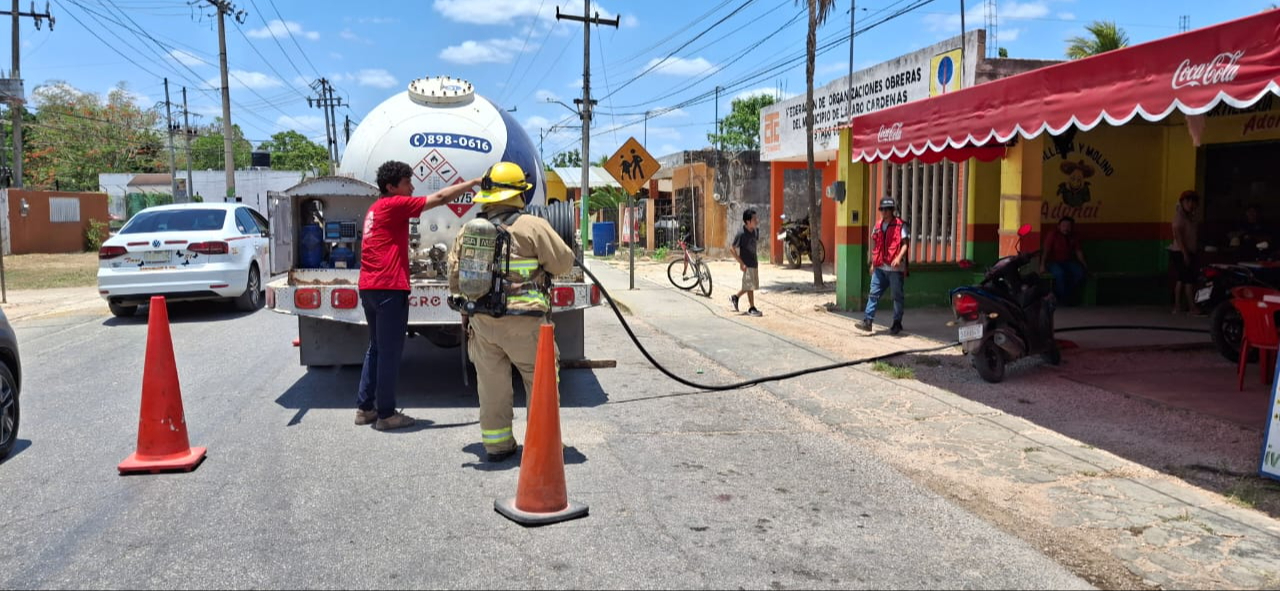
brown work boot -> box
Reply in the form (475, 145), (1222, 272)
(354, 409), (378, 426)
(486, 446), (519, 463)
(373, 412), (416, 431)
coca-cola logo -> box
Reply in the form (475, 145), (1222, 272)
(877, 123), (904, 143)
(1172, 51), (1244, 90)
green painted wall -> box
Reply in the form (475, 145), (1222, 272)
(836, 243), (866, 309)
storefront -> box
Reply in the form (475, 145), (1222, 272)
(833, 9), (1280, 310)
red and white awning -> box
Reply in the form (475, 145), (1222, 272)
(850, 10), (1280, 163)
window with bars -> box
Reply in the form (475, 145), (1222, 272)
(877, 161), (966, 263)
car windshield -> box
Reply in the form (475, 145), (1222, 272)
(120, 209), (226, 234)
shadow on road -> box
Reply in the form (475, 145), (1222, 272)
(1, 439), (31, 463)
(101, 301), (265, 326)
(275, 336), (610, 425)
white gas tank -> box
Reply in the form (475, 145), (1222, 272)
(338, 76), (546, 250)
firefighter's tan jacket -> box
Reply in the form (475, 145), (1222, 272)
(447, 206), (575, 315)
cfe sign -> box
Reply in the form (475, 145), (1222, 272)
(604, 137), (659, 195)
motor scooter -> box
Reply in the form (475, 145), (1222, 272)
(1195, 241), (1280, 363)
(951, 224), (1060, 383)
(777, 214), (826, 268)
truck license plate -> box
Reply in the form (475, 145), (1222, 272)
(1195, 286), (1212, 304)
(142, 250), (172, 264)
(958, 323), (983, 342)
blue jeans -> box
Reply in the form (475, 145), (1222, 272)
(1047, 261), (1086, 304)
(357, 290), (410, 419)
(864, 268), (905, 324)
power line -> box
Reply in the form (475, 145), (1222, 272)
(245, 0), (312, 82)
(264, 0), (321, 77)
(495, 0), (546, 107)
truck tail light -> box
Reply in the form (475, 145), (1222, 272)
(189, 241), (229, 255)
(590, 284), (601, 305)
(331, 288), (359, 309)
(952, 293), (980, 321)
(551, 286), (575, 307)
(99, 246), (127, 259)
(295, 288), (321, 310)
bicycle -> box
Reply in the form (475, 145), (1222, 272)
(666, 239), (713, 297)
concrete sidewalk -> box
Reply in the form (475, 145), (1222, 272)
(586, 259), (1280, 590)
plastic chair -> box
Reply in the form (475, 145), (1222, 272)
(1230, 286), (1280, 390)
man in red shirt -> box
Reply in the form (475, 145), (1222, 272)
(356, 160), (483, 430)
(1039, 216), (1089, 306)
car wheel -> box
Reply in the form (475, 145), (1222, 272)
(235, 265), (263, 312)
(0, 364), (18, 461)
(108, 302), (137, 318)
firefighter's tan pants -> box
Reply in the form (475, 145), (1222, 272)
(467, 314), (557, 454)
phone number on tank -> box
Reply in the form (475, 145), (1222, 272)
(409, 133), (493, 153)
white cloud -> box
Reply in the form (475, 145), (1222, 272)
(1003, 1), (1051, 20)
(1057, 12), (1076, 20)
(433, 0), (549, 25)
(276, 114), (325, 134)
(339, 29), (374, 45)
(439, 38), (527, 65)
(209, 70), (284, 90)
(356, 69), (398, 89)
(818, 61), (849, 77)
(734, 87), (793, 102)
(567, 78), (583, 89)
(247, 19), (320, 41)
(621, 14), (639, 28)
(169, 49), (208, 67)
(1000, 28), (1023, 42)
(658, 144), (679, 156)
(535, 89), (561, 103)
(642, 56), (717, 77)
(651, 107), (688, 119)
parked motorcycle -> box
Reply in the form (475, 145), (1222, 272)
(777, 214), (826, 268)
(950, 224), (1060, 383)
(1195, 241), (1280, 363)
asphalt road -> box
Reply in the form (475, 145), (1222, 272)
(0, 299), (1090, 589)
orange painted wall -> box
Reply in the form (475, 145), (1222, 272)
(768, 161), (838, 267)
(7, 190), (110, 254)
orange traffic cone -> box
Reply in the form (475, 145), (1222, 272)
(118, 296), (207, 475)
(494, 323), (588, 525)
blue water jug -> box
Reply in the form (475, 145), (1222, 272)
(330, 245), (356, 269)
(299, 224), (324, 268)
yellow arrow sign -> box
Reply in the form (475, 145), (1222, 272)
(603, 137), (660, 195)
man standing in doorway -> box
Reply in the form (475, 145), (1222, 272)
(856, 197), (910, 335)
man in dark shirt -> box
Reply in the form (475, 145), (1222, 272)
(1038, 216), (1088, 306)
(730, 209), (762, 317)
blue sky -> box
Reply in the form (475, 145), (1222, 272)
(17, 0), (1278, 164)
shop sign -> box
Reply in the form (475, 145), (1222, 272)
(1262, 363), (1280, 482)
(760, 31), (980, 161)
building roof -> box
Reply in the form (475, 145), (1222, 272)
(126, 173), (175, 187)
(548, 166), (621, 189)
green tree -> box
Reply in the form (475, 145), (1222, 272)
(998, 47), (1009, 58)
(707, 93), (777, 151)
(24, 81), (165, 191)
(796, 0), (837, 287)
(190, 118), (254, 171)
(550, 149), (582, 168)
(256, 130), (329, 175)
(1065, 21), (1130, 59)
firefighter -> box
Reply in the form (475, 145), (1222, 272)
(448, 161), (575, 463)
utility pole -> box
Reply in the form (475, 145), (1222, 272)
(3, 0), (54, 189)
(182, 86), (195, 200)
(163, 78), (180, 199)
(308, 78), (345, 173)
(343, 114), (352, 144)
(556, 2), (619, 252)
(207, 0), (245, 200)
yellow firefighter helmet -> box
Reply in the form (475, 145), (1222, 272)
(473, 161), (533, 206)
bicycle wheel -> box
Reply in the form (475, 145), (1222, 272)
(667, 258), (699, 290)
(697, 260), (713, 297)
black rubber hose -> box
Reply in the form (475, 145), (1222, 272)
(577, 260), (960, 391)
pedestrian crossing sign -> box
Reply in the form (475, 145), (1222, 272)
(604, 137), (659, 195)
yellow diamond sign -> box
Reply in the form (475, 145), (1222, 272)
(603, 137), (659, 195)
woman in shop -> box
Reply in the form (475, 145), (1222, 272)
(1169, 190), (1200, 315)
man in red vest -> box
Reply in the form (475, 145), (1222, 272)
(856, 197), (910, 335)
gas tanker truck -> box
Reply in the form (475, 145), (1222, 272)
(265, 76), (594, 366)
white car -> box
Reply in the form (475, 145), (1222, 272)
(97, 203), (270, 318)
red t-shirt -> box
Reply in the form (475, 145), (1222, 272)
(358, 196), (427, 291)
(1043, 229), (1081, 264)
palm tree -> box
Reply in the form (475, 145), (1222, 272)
(1065, 21), (1130, 59)
(796, 0), (837, 286)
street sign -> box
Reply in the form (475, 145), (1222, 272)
(603, 137), (659, 195)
